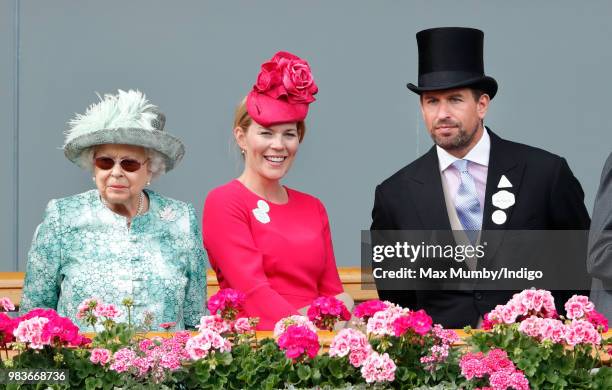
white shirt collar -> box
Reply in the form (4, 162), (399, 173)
(436, 127), (491, 172)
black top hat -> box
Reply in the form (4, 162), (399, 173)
(407, 27), (498, 99)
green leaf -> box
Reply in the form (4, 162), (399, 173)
(546, 369), (559, 384)
(217, 351), (233, 366)
(311, 367), (322, 384)
(195, 362), (211, 382)
(395, 366), (410, 382)
(328, 358), (344, 379)
(297, 364), (311, 381)
(85, 376), (103, 389)
(262, 375), (280, 390)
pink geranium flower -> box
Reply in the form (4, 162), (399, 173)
(93, 303), (120, 319)
(185, 329), (231, 360)
(110, 348), (137, 373)
(18, 308), (59, 321)
(76, 298), (99, 319)
(196, 315), (231, 334)
(207, 288), (246, 321)
(0, 297), (15, 312)
(481, 312), (497, 330)
(420, 324), (460, 371)
(329, 328), (372, 367)
(273, 315), (317, 337)
(420, 344), (451, 369)
(104, 331), (192, 382)
(159, 322), (177, 331)
(586, 310), (608, 332)
(0, 312), (18, 343)
(132, 357), (150, 376)
(307, 296), (351, 331)
(564, 295), (595, 320)
(139, 339), (154, 351)
(277, 324), (320, 361)
(460, 349), (530, 390)
(90, 348), (111, 365)
(517, 312), (603, 348)
(233, 317), (254, 334)
(41, 315), (86, 346)
(518, 316), (568, 344)
(11, 308), (87, 349)
(565, 319), (601, 346)
(393, 309), (433, 336)
(366, 304), (409, 336)
(353, 300), (389, 321)
(360, 352), (396, 383)
(486, 289), (557, 326)
(13, 316), (49, 349)
(432, 324), (460, 344)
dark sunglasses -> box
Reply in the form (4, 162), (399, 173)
(94, 157), (147, 172)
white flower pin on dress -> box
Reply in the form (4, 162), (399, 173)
(159, 205), (177, 222)
(252, 200), (270, 224)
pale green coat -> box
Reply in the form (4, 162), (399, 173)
(20, 189), (207, 330)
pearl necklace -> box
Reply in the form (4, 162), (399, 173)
(100, 191), (145, 219)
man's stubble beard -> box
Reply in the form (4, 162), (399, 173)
(430, 121), (480, 152)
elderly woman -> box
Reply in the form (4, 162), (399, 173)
(203, 51), (353, 330)
(20, 90), (206, 330)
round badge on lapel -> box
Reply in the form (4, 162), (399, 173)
(492, 210), (507, 225)
(492, 190), (515, 210)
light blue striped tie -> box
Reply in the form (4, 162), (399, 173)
(452, 159), (482, 244)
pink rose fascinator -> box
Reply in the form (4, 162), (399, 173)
(246, 51), (318, 127)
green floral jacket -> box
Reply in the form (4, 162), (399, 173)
(20, 189), (207, 330)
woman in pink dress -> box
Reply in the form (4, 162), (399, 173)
(202, 51), (353, 329)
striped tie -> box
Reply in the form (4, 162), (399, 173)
(452, 159), (482, 244)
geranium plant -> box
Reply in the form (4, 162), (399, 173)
(0, 289), (610, 389)
(466, 290), (612, 389)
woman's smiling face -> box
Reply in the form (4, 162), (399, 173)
(235, 120), (300, 183)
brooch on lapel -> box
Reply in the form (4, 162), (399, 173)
(159, 205), (177, 222)
(491, 175), (514, 225)
(252, 200), (271, 224)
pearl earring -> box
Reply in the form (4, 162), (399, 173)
(92, 177), (95, 182)
(241, 149), (245, 155)
(146, 181), (151, 186)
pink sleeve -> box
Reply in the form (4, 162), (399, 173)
(316, 200), (344, 296)
(202, 188), (298, 328)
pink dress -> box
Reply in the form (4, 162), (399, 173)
(202, 180), (343, 329)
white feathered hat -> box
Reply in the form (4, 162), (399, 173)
(63, 89), (185, 172)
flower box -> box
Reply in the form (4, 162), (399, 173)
(1, 290), (611, 389)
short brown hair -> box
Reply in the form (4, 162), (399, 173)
(419, 88), (487, 103)
(470, 88), (486, 101)
(233, 97), (306, 142)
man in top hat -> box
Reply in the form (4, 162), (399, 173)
(371, 27), (591, 328)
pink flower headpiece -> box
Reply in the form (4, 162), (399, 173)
(246, 51), (318, 127)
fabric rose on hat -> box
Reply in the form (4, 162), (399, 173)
(253, 51), (318, 104)
(255, 61), (282, 96)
